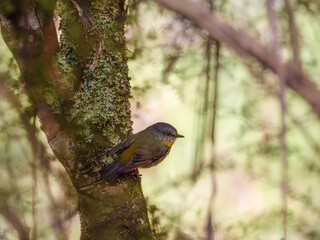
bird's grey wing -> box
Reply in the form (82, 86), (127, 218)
(107, 134), (138, 156)
(118, 145), (169, 173)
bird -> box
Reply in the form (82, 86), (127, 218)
(99, 122), (184, 182)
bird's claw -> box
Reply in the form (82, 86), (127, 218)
(131, 169), (142, 181)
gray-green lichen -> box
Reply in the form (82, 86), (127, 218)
(57, 0), (132, 149)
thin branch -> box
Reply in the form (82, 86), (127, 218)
(162, 54), (180, 83)
(30, 119), (38, 240)
(89, 41), (104, 71)
(204, 36), (212, 112)
(211, 42), (220, 145)
(204, 7), (213, 240)
(266, 0), (288, 239)
(206, 41), (220, 240)
(153, 0), (320, 120)
(191, 91), (206, 181)
(283, 0), (300, 63)
(203, 4), (220, 240)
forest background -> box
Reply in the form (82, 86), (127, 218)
(0, 0), (320, 239)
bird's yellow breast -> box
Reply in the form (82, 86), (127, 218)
(163, 140), (175, 148)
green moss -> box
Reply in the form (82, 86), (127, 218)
(43, 87), (62, 114)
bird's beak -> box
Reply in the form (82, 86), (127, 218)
(176, 134), (184, 138)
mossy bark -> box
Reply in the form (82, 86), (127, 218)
(0, 0), (153, 239)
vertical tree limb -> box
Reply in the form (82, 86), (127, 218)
(204, 13), (213, 240)
(30, 150), (38, 240)
(206, 40), (220, 240)
(266, 0), (288, 239)
(204, 1), (220, 239)
(283, 0), (300, 63)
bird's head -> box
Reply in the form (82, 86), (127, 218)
(149, 122), (184, 145)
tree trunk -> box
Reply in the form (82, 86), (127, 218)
(0, 0), (153, 239)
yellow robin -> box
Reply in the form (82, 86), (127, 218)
(99, 122), (184, 182)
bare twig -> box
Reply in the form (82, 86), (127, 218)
(206, 41), (220, 240)
(191, 94), (206, 181)
(205, 2), (220, 240)
(266, 0), (288, 239)
(89, 41), (104, 71)
(162, 54), (180, 83)
(283, 0), (300, 63)
(211, 42), (220, 145)
(204, 18), (213, 240)
(71, 0), (84, 18)
(204, 34), (212, 112)
(30, 118), (38, 240)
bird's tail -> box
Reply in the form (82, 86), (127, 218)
(98, 161), (123, 183)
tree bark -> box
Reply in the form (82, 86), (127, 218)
(0, 0), (153, 239)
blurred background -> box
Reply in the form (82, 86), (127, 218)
(1, 0), (320, 239)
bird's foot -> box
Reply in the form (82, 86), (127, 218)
(131, 169), (142, 181)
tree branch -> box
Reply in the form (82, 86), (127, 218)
(283, 0), (300, 63)
(266, 0), (288, 239)
(153, 0), (320, 119)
